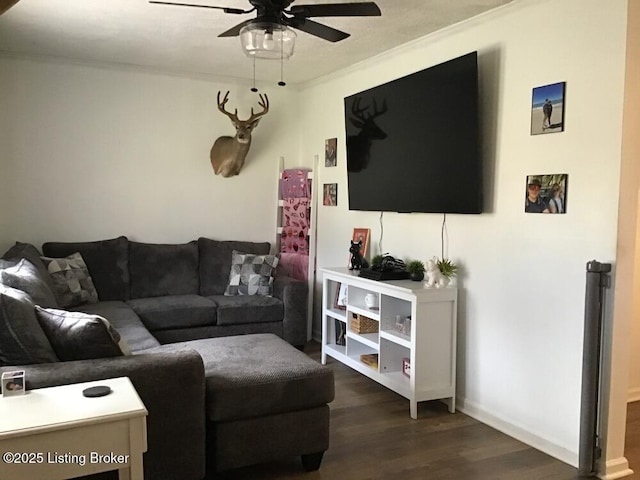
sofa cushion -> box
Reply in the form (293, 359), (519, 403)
(42, 236), (130, 301)
(208, 295), (283, 326)
(71, 301), (161, 352)
(41, 253), (99, 308)
(130, 241), (199, 299)
(224, 250), (279, 296)
(0, 285), (59, 366)
(157, 334), (334, 422)
(2, 242), (56, 292)
(198, 238), (270, 296)
(127, 295), (217, 331)
(0, 258), (58, 308)
(35, 306), (130, 361)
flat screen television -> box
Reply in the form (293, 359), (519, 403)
(344, 51), (482, 214)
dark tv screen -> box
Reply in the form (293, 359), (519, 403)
(344, 51), (482, 213)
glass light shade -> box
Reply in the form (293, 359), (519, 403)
(239, 23), (296, 60)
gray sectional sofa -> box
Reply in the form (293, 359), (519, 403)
(0, 237), (334, 480)
(39, 235), (308, 347)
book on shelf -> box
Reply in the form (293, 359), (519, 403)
(360, 353), (378, 369)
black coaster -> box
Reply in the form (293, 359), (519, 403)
(82, 385), (112, 398)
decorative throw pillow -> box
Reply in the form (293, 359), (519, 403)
(224, 250), (279, 296)
(0, 286), (59, 366)
(40, 252), (99, 308)
(0, 258), (58, 308)
(34, 306), (131, 361)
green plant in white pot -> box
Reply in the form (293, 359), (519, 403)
(436, 258), (458, 279)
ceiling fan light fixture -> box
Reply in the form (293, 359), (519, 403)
(239, 22), (296, 60)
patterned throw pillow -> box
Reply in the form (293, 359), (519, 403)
(40, 252), (99, 308)
(224, 250), (279, 296)
(34, 307), (130, 361)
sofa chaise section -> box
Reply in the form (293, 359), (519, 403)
(153, 334), (335, 472)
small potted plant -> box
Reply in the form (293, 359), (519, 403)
(407, 260), (425, 282)
(436, 258), (458, 279)
(371, 254), (384, 270)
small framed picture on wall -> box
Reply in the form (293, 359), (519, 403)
(531, 82), (566, 135)
(325, 138), (337, 167)
(525, 174), (568, 214)
(323, 183), (337, 206)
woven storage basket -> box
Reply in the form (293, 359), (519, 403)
(350, 312), (379, 334)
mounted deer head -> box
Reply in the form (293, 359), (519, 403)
(346, 96), (388, 172)
(210, 91), (269, 177)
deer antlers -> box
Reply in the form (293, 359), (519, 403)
(217, 91), (269, 124)
(351, 96), (388, 122)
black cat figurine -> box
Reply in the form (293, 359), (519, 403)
(349, 240), (369, 270)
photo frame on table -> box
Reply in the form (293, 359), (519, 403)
(531, 81), (566, 135)
(524, 173), (568, 214)
(2, 370), (25, 397)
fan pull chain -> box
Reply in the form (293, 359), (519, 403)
(278, 32), (286, 87)
(250, 56), (258, 92)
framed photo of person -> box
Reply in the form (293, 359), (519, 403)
(323, 183), (337, 206)
(325, 138), (337, 167)
(2, 370), (25, 397)
(531, 82), (566, 135)
(525, 174), (568, 214)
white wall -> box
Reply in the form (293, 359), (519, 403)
(0, 58), (303, 252)
(301, 0), (628, 467)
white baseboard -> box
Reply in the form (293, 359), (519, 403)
(457, 396), (578, 467)
(627, 387), (640, 403)
(599, 457), (634, 479)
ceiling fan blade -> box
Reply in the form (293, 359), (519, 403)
(0, 0), (20, 16)
(218, 18), (256, 37)
(287, 2), (381, 18)
(286, 18), (350, 42)
(148, 1), (251, 14)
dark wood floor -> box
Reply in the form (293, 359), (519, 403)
(216, 341), (589, 480)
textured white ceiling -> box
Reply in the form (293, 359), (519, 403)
(0, 0), (514, 85)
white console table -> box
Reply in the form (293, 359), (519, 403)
(0, 376), (147, 480)
(321, 267), (458, 419)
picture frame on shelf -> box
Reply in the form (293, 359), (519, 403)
(348, 228), (370, 267)
(531, 81), (566, 135)
(333, 282), (348, 310)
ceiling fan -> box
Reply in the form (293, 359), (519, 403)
(149, 0), (382, 43)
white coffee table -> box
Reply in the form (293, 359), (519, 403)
(0, 376), (148, 480)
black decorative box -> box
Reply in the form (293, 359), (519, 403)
(358, 268), (410, 281)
